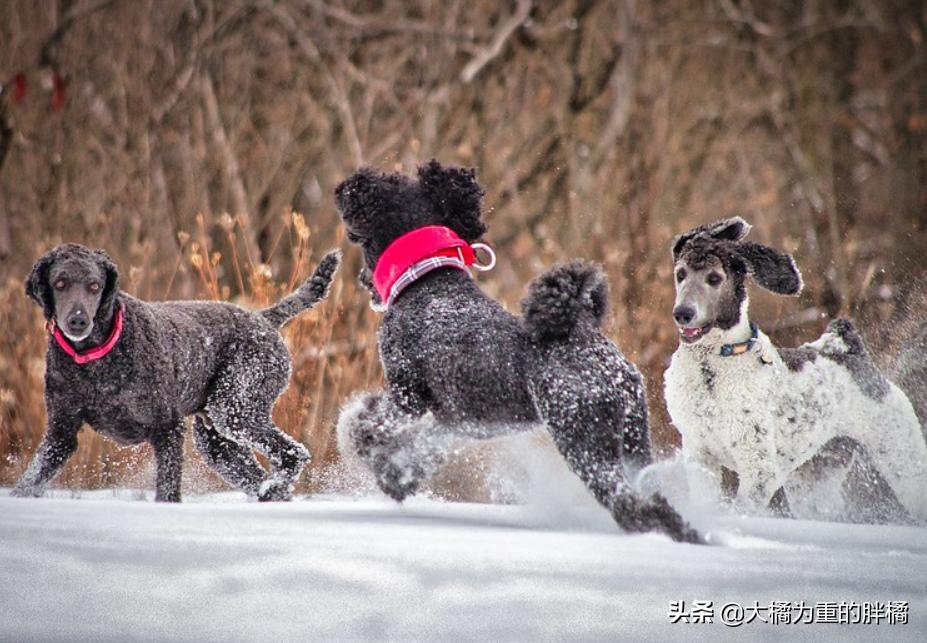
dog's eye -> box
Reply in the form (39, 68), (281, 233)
(88, 282), (101, 293)
(54, 279), (67, 290)
(675, 269), (687, 283)
(706, 272), (723, 287)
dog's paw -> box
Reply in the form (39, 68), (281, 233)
(612, 492), (703, 544)
(10, 484), (42, 498)
(258, 478), (293, 502)
(646, 493), (704, 544)
(350, 414), (404, 462)
(372, 455), (424, 503)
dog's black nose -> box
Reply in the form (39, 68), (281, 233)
(673, 306), (695, 325)
(67, 312), (88, 333)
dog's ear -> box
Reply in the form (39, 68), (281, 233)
(736, 242), (803, 296)
(25, 249), (57, 319)
(335, 168), (386, 241)
(93, 249), (120, 316)
(672, 217), (752, 260)
(417, 160), (487, 242)
(357, 266), (384, 307)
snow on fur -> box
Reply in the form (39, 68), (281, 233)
(335, 160), (699, 543)
(16, 243), (341, 502)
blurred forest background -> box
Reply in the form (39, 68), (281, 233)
(1, 0), (925, 496)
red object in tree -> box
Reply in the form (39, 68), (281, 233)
(51, 74), (67, 111)
(12, 74), (27, 102)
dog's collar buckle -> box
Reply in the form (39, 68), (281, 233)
(719, 321), (759, 357)
(371, 225), (494, 311)
(49, 303), (125, 365)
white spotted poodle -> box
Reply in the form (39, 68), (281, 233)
(664, 217), (927, 522)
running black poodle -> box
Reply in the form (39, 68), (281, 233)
(14, 243), (340, 502)
(335, 160), (699, 543)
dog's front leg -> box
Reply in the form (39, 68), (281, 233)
(734, 465), (782, 514)
(337, 391), (442, 502)
(729, 424), (784, 514)
(151, 424), (185, 502)
(11, 411), (80, 498)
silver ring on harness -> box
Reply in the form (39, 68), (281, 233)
(470, 243), (496, 272)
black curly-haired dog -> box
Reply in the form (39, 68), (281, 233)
(13, 243), (340, 502)
(334, 160), (700, 543)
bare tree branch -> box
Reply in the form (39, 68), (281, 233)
(305, 0), (478, 40)
(200, 71), (258, 258)
(592, 0), (637, 167)
(460, 0), (531, 83)
(257, 0), (364, 165)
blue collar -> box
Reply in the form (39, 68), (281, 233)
(720, 322), (758, 357)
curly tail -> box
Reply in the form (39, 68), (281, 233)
(521, 260), (608, 341)
(260, 250), (341, 327)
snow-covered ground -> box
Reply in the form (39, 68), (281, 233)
(1, 486), (925, 642)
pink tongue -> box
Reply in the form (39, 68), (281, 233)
(682, 327), (701, 338)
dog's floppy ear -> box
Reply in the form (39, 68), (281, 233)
(736, 242), (803, 296)
(93, 249), (120, 316)
(672, 216), (752, 260)
(417, 159), (487, 243)
(357, 265), (383, 307)
(25, 249), (57, 319)
(335, 168), (386, 241)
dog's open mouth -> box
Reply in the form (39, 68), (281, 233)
(678, 324), (712, 343)
(62, 329), (92, 343)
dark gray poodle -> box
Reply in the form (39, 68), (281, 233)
(13, 243), (340, 502)
(334, 160), (700, 543)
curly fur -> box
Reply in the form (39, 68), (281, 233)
(335, 160), (700, 543)
(13, 243), (341, 502)
(521, 261), (608, 341)
(665, 219), (927, 522)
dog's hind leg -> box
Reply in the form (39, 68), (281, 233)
(192, 414), (265, 497)
(207, 400), (309, 501)
(847, 406), (927, 522)
(151, 421), (185, 502)
(337, 392), (445, 502)
(531, 380), (701, 543)
(829, 437), (912, 524)
(843, 448), (910, 524)
(207, 403), (309, 501)
(205, 347), (310, 502)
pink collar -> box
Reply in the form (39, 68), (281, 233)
(48, 303), (125, 365)
(372, 225), (495, 308)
